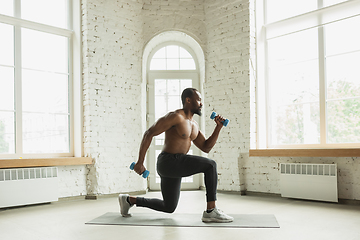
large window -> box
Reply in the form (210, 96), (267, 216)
(256, 0), (360, 149)
(0, 0), (74, 157)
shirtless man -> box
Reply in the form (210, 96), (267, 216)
(119, 88), (233, 223)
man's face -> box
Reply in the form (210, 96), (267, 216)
(191, 91), (203, 116)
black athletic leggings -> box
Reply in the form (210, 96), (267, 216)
(136, 151), (218, 213)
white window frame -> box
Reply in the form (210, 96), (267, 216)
(0, 0), (83, 159)
(147, 41), (202, 190)
(255, 0), (360, 150)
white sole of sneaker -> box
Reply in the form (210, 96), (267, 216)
(202, 218), (234, 223)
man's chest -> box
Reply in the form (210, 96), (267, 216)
(174, 120), (199, 141)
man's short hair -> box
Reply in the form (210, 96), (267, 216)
(181, 88), (198, 105)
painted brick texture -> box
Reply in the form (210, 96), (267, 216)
(82, 0), (146, 195)
(204, 0), (251, 192)
(80, 0), (207, 196)
(242, 156), (360, 200)
(141, 0), (206, 45)
(55, 0), (360, 201)
(58, 166), (87, 198)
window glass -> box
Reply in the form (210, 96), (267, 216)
(268, 28), (320, 145)
(262, 0), (360, 148)
(180, 59), (196, 69)
(266, 0), (317, 23)
(0, 23), (14, 66)
(0, 22), (15, 154)
(21, 0), (68, 29)
(326, 52), (360, 100)
(0, 0), (72, 156)
(152, 47), (166, 58)
(167, 59), (179, 70)
(22, 113), (69, 153)
(268, 28), (318, 67)
(0, 67), (15, 153)
(21, 69), (69, 154)
(22, 69), (69, 114)
(0, 0), (14, 16)
(150, 45), (196, 70)
(0, 112), (15, 154)
(166, 45), (179, 59)
(327, 99), (360, 143)
(154, 79), (192, 120)
(0, 67), (14, 111)
(325, 16), (360, 144)
(323, 0), (349, 7)
(180, 47), (192, 58)
(22, 28), (68, 73)
(150, 59), (166, 70)
(325, 16), (360, 56)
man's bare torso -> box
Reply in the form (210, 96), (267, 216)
(162, 109), (199, 154)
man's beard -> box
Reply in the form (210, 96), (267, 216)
(193, 108), (202, 116)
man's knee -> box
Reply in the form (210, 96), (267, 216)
(164, 204), (177, 213)
(208, 159), (217, 169)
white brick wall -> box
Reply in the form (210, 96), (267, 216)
(82, 0), (146, 195)
(56, 0), (360, 201)
(241, 155), (360, 200)
(79, 0), (207, 197)
(141, 0), (206, 47)
(204, 0), (251, 192)
(58, 166), (87, 198)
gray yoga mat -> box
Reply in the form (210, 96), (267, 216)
(86, 212), (280, 228)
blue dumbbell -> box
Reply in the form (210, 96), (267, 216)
(210, 112), (229, 127)
(130, 162), (150, 178)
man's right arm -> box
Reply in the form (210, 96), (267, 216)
(134, 112), (182, 175)
(193, 115), (225, 153)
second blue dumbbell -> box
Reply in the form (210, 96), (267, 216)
(130, 162), (150, 178)
(210, 112), (230, 127)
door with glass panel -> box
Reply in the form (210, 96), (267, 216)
(147, 44), (201, 190)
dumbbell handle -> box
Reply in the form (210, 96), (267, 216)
(130, 162), (150, 178)
(210, 112), (229, 127)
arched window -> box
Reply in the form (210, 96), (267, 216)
(144, 34), (204, 190)
(149, 44), (198, 121)
(150, 45), (196, 70)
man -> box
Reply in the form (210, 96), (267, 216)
(119, 88), (233, 223)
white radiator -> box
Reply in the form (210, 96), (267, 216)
(0, 167), (58, 208)
(280, 163), (338, 203)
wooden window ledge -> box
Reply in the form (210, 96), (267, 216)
(249, 148), (360, 157)
(0, 157), (93, 169)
